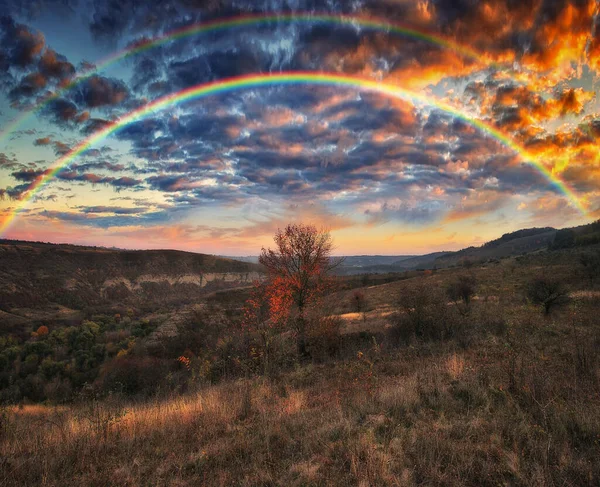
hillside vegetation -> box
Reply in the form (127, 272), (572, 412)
(0, 240), (261, 312)
(1, 241), (600, 486)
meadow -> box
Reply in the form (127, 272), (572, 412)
(1, 247), (599, 486)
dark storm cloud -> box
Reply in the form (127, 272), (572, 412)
(1, 0), (596, 234)
(86, 0), (363, 41)
(0, 182), (35, 199)
(0, 0), (77, 18)
(82, 118), (113, 135)
(167, 49), (270, 91)
(130, 57), (161, 92)
(8, 72), (47, 101)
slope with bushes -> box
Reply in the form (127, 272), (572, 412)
(0, 240), (262, 313)
(1, 245), (600, 485)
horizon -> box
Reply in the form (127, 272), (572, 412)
(0, 222), (571, 258)
(1, 1), (599, 253)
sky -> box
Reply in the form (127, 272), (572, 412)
(0, 0), (599, 256)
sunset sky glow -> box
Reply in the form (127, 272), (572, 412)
(0, 0), (599, 255)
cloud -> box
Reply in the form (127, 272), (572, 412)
(444, 189), (508, 222)
(11, 168), (50, 182)
(1, 0), (598, 253)
(0, 15), (45, 68)
(79, 205), (147, 215)
(71, 74), (129, 108)
(42, 97), (84, 126)
(0, 153), (21, 169)
(34, 136), (52, 146)
(56, 171), (142, 189)
(38, 48), (75, 81)
(41, 208), (172, 228)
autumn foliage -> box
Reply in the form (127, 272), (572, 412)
(36, 326), (49, 336)
(244, 224), (339, 359)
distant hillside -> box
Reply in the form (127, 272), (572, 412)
(222, 255), (416, 276)
(337, 227), (561, 274)
(432, 227), (558, 268)
(333, 255), (415, 275)
(391, 252), (451, 270)
(0, 240), (262, 313)
(552, 220), (600, 249)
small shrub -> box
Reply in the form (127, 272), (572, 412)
(580, 251), (600, 285)
(96, 356), (172, 396)
(350, 290), (366, 313)
(526, 276), (569, 315)
(307, 313), (342, 361)
(36, 325), (49, 336)
(446, 274), (477, 315)
(392, 284), (453, 343)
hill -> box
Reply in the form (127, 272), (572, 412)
(552, 219), (600, 249)
(432, 227), (557, 268)
(1, 239), (599, 485)
(0, 240), (262, 315)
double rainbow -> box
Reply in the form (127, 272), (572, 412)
(0, 13), (493, 144)
(0, 72), (587, 235)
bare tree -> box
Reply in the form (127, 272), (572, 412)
(259, 224), (340, 358)
(526, 276), (569, 315)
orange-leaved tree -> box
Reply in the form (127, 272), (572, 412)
(258, 223), (340, 358)
(242, 279), (292, 374)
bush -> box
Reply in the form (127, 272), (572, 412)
(391, 284), (454, 344)
(307, 313), (342, 361)
(96, 356), (172, 396)
(580, 251), (600, 285)
(526, 276), (569, 315)
(446, 274), (477, 315)
(350, 290), (366, 313)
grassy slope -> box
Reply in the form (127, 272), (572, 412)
(1, 251), (600, 486)
(0, 241), (261, 315)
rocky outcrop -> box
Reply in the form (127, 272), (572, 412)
(0, 240), (263, 311)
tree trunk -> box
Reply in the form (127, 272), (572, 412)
(296, 314), (309, 360)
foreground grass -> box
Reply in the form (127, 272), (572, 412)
(2, 327), (599, 485)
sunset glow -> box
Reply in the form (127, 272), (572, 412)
(1, 1), (599, 254)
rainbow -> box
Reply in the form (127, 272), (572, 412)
(0, 72), (587, 235)
(0, 13), (493, 143)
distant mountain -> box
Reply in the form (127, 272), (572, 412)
(220, 255), (260, 264)
(482, 227), (555, 248)
(0, 240), (262, 313)
(334, 255), (415, 274)
(222, 255), (416, 275)
(336, 227), (564, 274)
(391, 252), (452, 269)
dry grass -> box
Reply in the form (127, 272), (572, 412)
(2, 333), (599, 486)
(2, 255), (600, 486)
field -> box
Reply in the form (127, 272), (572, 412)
(1, 247), (599, 486)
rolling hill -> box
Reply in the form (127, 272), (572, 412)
(0, 240), (262, 314)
